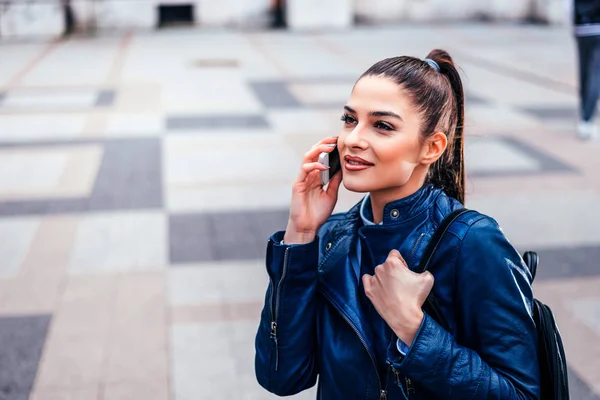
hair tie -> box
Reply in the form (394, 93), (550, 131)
(424, 58), (440, 72)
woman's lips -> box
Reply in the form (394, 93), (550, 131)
(345, 161), (373, 171)
(344, 155), (374, 171)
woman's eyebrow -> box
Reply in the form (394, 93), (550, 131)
(370, 110), (403, 121)
(343, 106), (403, 121)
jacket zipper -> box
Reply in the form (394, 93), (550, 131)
(407, 233), (425, 263)
(269, 247), (290, 371)
(325, 293), (385, 399)
(405, 377), (415, 395)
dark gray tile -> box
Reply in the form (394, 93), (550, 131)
(519, 106), (577, 120)
(166, 115), (269, 131)
(0, 139), (100, 149)
(0, 315), (51, 400)
(309, 101), (346, 109)
(169, 213), (215, 263)
(568, 367), (600, 400)
(502, 137), (577, 174)
(0, 199), (89, 216)
(95, 90), (116, 107)
(0, 138), (163, 216)
(469, 136), (577, 178)
(249, 81), (302, 108)
(528, 244), (600, 281)
(88, 138), (163, 211)
(169, 208), (289, 264)
(466, 93), (489, 106)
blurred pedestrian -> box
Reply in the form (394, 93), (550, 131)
(62, 0), (75, 36)
(573, 0), (600, 140)
(269, 0), (286, 28)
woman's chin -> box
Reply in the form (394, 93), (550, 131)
(342, 179), (373, 194)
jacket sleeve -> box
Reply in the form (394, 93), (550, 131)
(254, 230), (320, 396)
(387, 216), (541, 399)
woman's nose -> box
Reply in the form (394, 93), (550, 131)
(344, 125), (367, 149)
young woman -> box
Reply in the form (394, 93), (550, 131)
(254, 49), (540, 399)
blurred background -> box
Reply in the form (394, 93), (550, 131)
(0, 0), (599, 399)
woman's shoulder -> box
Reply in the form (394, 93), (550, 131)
(431, 191), (506, 243)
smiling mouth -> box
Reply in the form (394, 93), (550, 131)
(347, 160), (371, 165)
(344, 156), (374, 166)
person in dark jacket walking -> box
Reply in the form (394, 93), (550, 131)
(254, 49), (540, 399)
(573, 0), (600, 140)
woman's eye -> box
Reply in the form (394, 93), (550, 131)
(374, 121), (394, 131)
(340, 114), (357, 125)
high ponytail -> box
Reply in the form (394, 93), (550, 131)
(424, 50), (465, 204)
(361, 49), (466, 204)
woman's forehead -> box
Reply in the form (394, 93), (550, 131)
(348, 76), (413, 115)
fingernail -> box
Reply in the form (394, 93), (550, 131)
(326, 144), (336, 147)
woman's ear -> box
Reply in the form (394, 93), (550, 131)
(420, 132), (447, 165)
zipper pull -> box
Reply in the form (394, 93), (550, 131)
(270, 321), (279, 371)
(391, 366), (401, 384)
(405, 377), (415, 394)
(270, 321), (278, 339)
(379, 389), (387, 400)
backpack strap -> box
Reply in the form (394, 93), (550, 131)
(417, 208), (474, 331)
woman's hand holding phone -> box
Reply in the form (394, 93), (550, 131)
(284, 137), (343, 245)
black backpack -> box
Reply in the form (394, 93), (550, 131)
(418, 209), (569, 400)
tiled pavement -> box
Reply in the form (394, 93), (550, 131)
(0, 24), (599, 399)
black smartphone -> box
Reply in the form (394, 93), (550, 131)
(318, 145), (342, 186)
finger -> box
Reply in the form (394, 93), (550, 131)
(421, 271), (435, 289)
(387, 249), (407, 267)
(296, 162), (330, 182)
(311, 136), (338, 149)
(303, 143), (338, 164)
(362, 274), (373, 297)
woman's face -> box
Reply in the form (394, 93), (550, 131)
(338, 75), (430, 195)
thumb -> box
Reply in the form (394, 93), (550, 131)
(326, 170), (343, 195)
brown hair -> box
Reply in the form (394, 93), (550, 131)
(360, 49), (465, 204)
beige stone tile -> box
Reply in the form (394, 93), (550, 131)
(102, 380), (169, 400)
(170, 304), (227, 324)
(105, 113), (163, 137)
(0, 114), (87, 142)
(226, 300), (264, 322)
(29, 387), (99, 400)
(0, 145), (103, 200)
(34, 275), (118, 389)
(115, 83), (162, 113)
(20, 215), (80, 277)
(0, 274), (63, 315)
(68, 212), (167, 273)
(288, 82), (351, 105)
(266, 108), (343, 134)
(164, 133), (300, 187)
(168, 262), (269, 306)
(105, 272), (168, 384)
(82, 111), (109, 137)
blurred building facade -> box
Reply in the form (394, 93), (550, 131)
(0, 0), (567, 40)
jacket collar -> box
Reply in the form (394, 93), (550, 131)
(359, 184), (436, 226)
